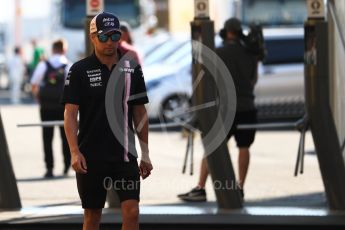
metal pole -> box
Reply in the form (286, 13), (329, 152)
(14, 0), (21, 46)
(17, 121), (184, 129)
(85, 16), (94, 57)
(0, 112), (21, 210)
(191, 0), (242, 209)
(304, 20), (345, 210)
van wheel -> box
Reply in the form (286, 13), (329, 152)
(161, 95), (193, 124)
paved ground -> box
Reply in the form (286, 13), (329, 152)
(0, 103), (325, 211)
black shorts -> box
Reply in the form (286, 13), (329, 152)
(227, 110), (257, 148)
(76, 160), (140, 209)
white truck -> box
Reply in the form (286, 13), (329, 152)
(52, 0), (155, 62)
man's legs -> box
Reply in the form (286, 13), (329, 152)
(177, 158), (208, 201)
(40, 109), (55, 177)
(59, 126), (71, 174)
(83, 208), (102, 230)
(83, 203), (140, 230)
(199, 147), (250, 190)
(42, 126), (54, 171)
(198, 147), (251, 189)
(197, 158), (209, 188)
(238, 147), (250, 189)
(234, 110), (256, 194)
(121, 199), (139, 230)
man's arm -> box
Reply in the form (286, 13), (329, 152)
(132, 104), (152, 179)
(64, 103), (87, 174)
(251, 60), (259, 87)
(30, 61), (46, 99)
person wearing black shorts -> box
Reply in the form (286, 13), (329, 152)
(62, 12), (152, 230)
(178, 18), (258, 202)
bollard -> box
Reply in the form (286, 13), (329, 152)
(0, 112), (21, 210)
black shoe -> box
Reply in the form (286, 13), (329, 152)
(177, 187), (207, 202)
(44, 170), (54, 178)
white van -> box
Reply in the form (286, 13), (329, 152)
(255, 27), (305, 121)
(238, 0), (307, 121)
(144, 30), (305, 123)
(145, 0), (308, 122)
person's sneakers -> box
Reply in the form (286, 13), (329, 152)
(177, 187), (207, 202)
(44, 170), (54, 178)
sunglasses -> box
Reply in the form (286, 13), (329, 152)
(97, 33), (121, 43)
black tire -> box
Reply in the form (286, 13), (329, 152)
(256, 101), (305, 122)
(160, 94), (193, 123)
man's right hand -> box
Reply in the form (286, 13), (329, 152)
(31, 84), (40, 102)
(71, 151), (87, 174)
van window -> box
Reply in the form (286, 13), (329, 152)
(263, 36), (304, 65)
(61, 0), (140, 29)
(242, 0), (307, 27)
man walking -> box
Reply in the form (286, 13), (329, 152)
(62, 12), (153, 229)
(31, 39), (71, 178)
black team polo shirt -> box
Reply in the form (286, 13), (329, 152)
(61, 51), (149, 164)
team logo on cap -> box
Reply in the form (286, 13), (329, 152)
(103, 17), (115, 27)
(90, 13), (119, 34)
(103, 17), (115, 22)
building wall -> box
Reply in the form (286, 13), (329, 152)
(168, 0), (234, 34)
(328, 0), (345, 160)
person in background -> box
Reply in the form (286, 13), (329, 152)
(178, 18), (258, 202)
(31, 39), (71, 178)
(7, 46), (26, 104)
(118, 21), (143, 65)
(28, 39), (45, 79)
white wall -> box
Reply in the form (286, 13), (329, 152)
(168, 0), (234, 34)
(328, 0), (345, 160)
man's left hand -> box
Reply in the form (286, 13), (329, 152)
(139, 160), (153, 180)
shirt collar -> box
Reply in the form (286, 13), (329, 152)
(91, 49), (123, 68)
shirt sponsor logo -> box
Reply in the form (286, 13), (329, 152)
(65, 71), (72, 86)
(87, 69), (101, 78)
(89, 76), (101, 82)
(87, 69), (102, 87)
(90, 82), (102, 87)
(88, 73), (101, 77)
(119, 67), (135, 74)
(87, 69), (101, 74)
